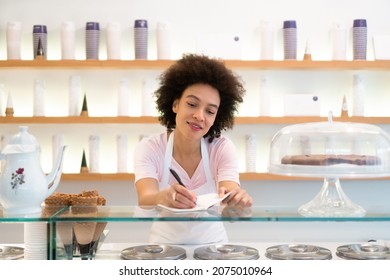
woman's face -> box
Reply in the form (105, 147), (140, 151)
(172, 83), (220, 140)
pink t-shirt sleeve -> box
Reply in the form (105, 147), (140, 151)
(209, 136), (240, 185)
(133, 134), (166, 184)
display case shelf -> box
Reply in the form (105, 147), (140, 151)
(60, 172), (390, 182)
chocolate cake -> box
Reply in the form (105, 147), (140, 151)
(281, 154), (381, 166)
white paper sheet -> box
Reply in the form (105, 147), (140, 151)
(157, 192), (231, 213)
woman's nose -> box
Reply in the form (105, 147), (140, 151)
(193, 109), (204, 121)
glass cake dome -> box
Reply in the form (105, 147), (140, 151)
(268, 114), (390, 217)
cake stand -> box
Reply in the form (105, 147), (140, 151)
(268, 114), (390, 217)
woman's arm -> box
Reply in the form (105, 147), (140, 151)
(135, 177), (197, 208)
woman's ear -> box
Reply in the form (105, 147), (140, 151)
(172, 99), (178, 113)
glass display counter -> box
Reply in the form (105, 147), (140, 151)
(3, 205), (389, 260)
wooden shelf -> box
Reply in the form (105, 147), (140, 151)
(2, 116), (390, 125)
(1, 59), (390, 70)
(0, 116), (159, 124)
(61, 172), (390, 182)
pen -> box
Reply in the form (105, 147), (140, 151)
(169, 168), (197, 205)
(169, 168), (186, 188)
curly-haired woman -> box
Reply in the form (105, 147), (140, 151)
(134, 54), (252, 244)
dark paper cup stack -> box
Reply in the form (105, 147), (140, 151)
(283, 20), (297, 60)
(86, 22), (100, 60)
(134, 19), (148, 59)
(33, 25), (47, 59)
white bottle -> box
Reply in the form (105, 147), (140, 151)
(52, 134), (64, 169)
(117, 134), (128, 173)
(118, 78), (130, 116)
(106, 22), (122, 60)
(156, 21), (172, 60)
(33, 79), (45, 116)
(61, 22), (76, 60)
(352, 74), (365, 116)
(69, 75), (82, 116)
(89, 135), (100, 173)
(0, 84), (5, 116)
(259, 75), (271, 116)
(141, 78), (155, 116)
(245, 134), (257, 172)
(259, 20), (274, 60)
(331, 23), (347, 61)
(6, 21), (22, 60)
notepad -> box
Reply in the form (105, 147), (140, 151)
(157, 192), (231, 213)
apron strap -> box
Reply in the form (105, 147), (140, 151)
(162, 131), (214, 187)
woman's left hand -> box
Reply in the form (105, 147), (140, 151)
(219, 186), (252, 208)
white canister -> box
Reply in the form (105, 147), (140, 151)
(352, 74), (365, 116)
(117, 134), (128, 172)
(33, 79), (45, 116)
(331, 23), (347, 61)
(61, 22), (76, 60)
(106, 22), (122, 60)
(6, 21), (22, 60)
(156, 21), (172, 60)
(245, 134), (257, 172)
(118, 78), (130, 116)
(89, 135), (100, 172)
(259, 20), (274, 60)
(69, 75), (82, 116)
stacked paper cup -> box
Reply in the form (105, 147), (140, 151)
(283, 20), (297, 60)
(33, 25), (47, 59)
(106, 22), (122, 60)
(352, 19), (367, 60)
(134, 19), (148, 59)
(24, 222), (48, 260)
(245, 134), (257, 172)
(85, 22), (100, 60)
(6, 21), (22, 60)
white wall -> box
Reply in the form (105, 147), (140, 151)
(1, 0), (390, 243)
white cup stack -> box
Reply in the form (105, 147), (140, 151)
(245, 134), (257, 172)
(6, 21), (22, 60)
(106, 22), (122, 60)
(24, 222), (48, 260)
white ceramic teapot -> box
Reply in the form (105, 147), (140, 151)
(0, 126), (66, 216)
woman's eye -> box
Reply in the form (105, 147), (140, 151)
(187, 102), (196, 107)
(207, 110), (216, 115)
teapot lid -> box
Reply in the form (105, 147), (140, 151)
(1, 126), (39, 154)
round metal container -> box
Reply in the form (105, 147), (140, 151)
(265, 244), (332, 260)
(194, 244), (259, 260)
(336, 243), (390, 260)
(0, 246), (24, 260)
(120, 244), (186, 260)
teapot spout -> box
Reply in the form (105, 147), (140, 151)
(46, 145), (67, 196)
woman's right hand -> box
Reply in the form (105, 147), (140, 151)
(164, 183), (197, 208)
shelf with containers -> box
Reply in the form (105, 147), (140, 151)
(1, 59), (390, 180)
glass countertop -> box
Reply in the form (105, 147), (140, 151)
(2, 205), (390, 222)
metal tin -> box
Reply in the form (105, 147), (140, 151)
(194, 244), (259, 260)
(265, 244), (332, 260)
(0, 246), (24, 260)
(336, 243), (390, 260)
(121, 244), (186, 260)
